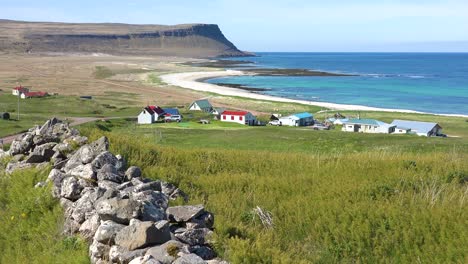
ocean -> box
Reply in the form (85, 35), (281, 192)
(206, 53), (468, 116)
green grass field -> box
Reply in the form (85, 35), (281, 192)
(1, 103), (467, 263)
(0, 92), (140, 137)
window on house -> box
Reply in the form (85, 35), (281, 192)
(231, 116), (234, 120)
(223, 115), (226, 120)
(239, 116), (243, 121)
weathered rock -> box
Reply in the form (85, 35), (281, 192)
(128, 255), (161, 264)
(69, 163), (97, 181)
(116, 154), (127, 172)
(6, 161), (33, 173)
(98, 180), (120, 190)
(71, 188), (99, 224)
(115, 219), (171, 251)
(48, 168), (66, 192)
(133, 181), (162, 193)
(175, 228), (213, 246)
(206, 259), (229, 264)
(173, 253), (207, 264)
(89, 239), (111, 261)
(95, 197), (138, 224)
(110, 245), (149, 264)
(9, 133), (34, 155)
(145, 240), (187, 264)
(79, 214), (101, 242)
(167, 205), (205, 223)
(24, 154), (46, 164)
(53, 142), (73, 154)
(61, 177), (84, 201)
(97, 164), (123, 183)
(138, 202), (167, 222)
(132, 190), (168, 209)
(94, 220), (126, 244)
(161, 182), (177, 197)
(31, 142), (57, 160)
(189, 245), (216, 260)
(92, 151), (118, 170)
(90, 136), (109, 154)
(125, 166), (142, 180)
(187, 212), (215, 229)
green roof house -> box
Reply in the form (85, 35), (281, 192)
(189, 99), (213, 112)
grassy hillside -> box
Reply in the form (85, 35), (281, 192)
(75, 120), (467, 263)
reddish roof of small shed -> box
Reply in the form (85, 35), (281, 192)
(24, 91), (47, 97)
(221, 111), (249, 116)
(148, 105), (165, 115)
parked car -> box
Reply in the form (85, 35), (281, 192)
(164, 115), (182, 122)
(311, 124), (330, 130)
(268, 120), (282, 126)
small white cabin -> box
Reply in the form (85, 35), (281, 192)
(138, 107), (155, 124)
(221, 111), (256, 125)
(278, 112), (314, 127)
(391, 120), (442, 137)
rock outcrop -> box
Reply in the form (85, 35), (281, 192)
(2, 118), (227, 264)
(0, 19), (250, 58)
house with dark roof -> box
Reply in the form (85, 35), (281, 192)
(189, 99), (213, 112)
(12, 86), (29, 96)
(211, 107), (226, 116)
(391, 120), (442, 137)
(138, 106), (156, 124)
(342, 118), (396, 134)
(220, 110), (256, 125)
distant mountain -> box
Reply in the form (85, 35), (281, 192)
(0, 19), (250, 57)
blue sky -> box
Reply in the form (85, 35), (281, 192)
(1, 0), (467, 52)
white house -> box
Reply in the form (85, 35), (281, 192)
(189, 99), (213, 112)
(342, 118), (396, 134)
(278, 112), (314, 127)
(12, 86), (29, 96)
(138, 107), (156, 124)
(211, 107), (226, 116)
(391, 120), (442, 137)
(393, 126), (411, 134)
(220, 110), (256, 125)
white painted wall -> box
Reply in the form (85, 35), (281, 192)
(221, 113), (256, 125)
(138, 110), (155, 124)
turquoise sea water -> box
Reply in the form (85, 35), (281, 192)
(206, 53), (468, 115)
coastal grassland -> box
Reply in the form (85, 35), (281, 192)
(0, 92), (140, 137)
(76, 121), (468, 263)
(0, 165), (88, 263)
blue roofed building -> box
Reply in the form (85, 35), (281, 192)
(278, 112), (314, 126)
(342, 118), (396, 134)
(391, 120), (442, 137)
(162, 108), (180, 116)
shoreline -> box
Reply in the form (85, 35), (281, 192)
(160, 70), (468, 118)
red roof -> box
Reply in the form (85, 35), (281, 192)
(13, 86), (28, 91)
(24, 91), (48, 97)
(221, 111), (249, 116)
(148, 105), (165, 115)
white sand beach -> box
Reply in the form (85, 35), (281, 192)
(161, 70), (468, 118)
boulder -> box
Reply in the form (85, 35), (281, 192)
(145, 240), (187, 264)
(89, 239), (111, 261)
(94, 220), (126, 244)
(60, 177), (84, 201)
(189, 245), (216, 260)
(9, 133), (34, 155)
(31, 142), (57, 159)
(186, 212), (215, 229)
(128, 255), (161, 264)
(90, 136), (109, 154)
(132, 190), (168, 209)
(175, 228), (213, 246)
(24, 154), (46, 164)
(173, 253), (207, 264)
(98, 180), (120, 190)
(95, 197), (138, 225)
(138, 202), (166, 222)
(166, 205), (205, 223)
(125, 166), (142, 180)
(133, 181), (162, 193)
(69, 163), (97, 181)
(115, 219), (171, 251)
(79, 214), (101, 242)
(116, 154), (127, 172)
(91, 151), (118, 170)
(110, 245), (149, 264)
(97, 164), (123, 183)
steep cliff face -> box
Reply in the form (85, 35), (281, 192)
(0, 20), (249, 57)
